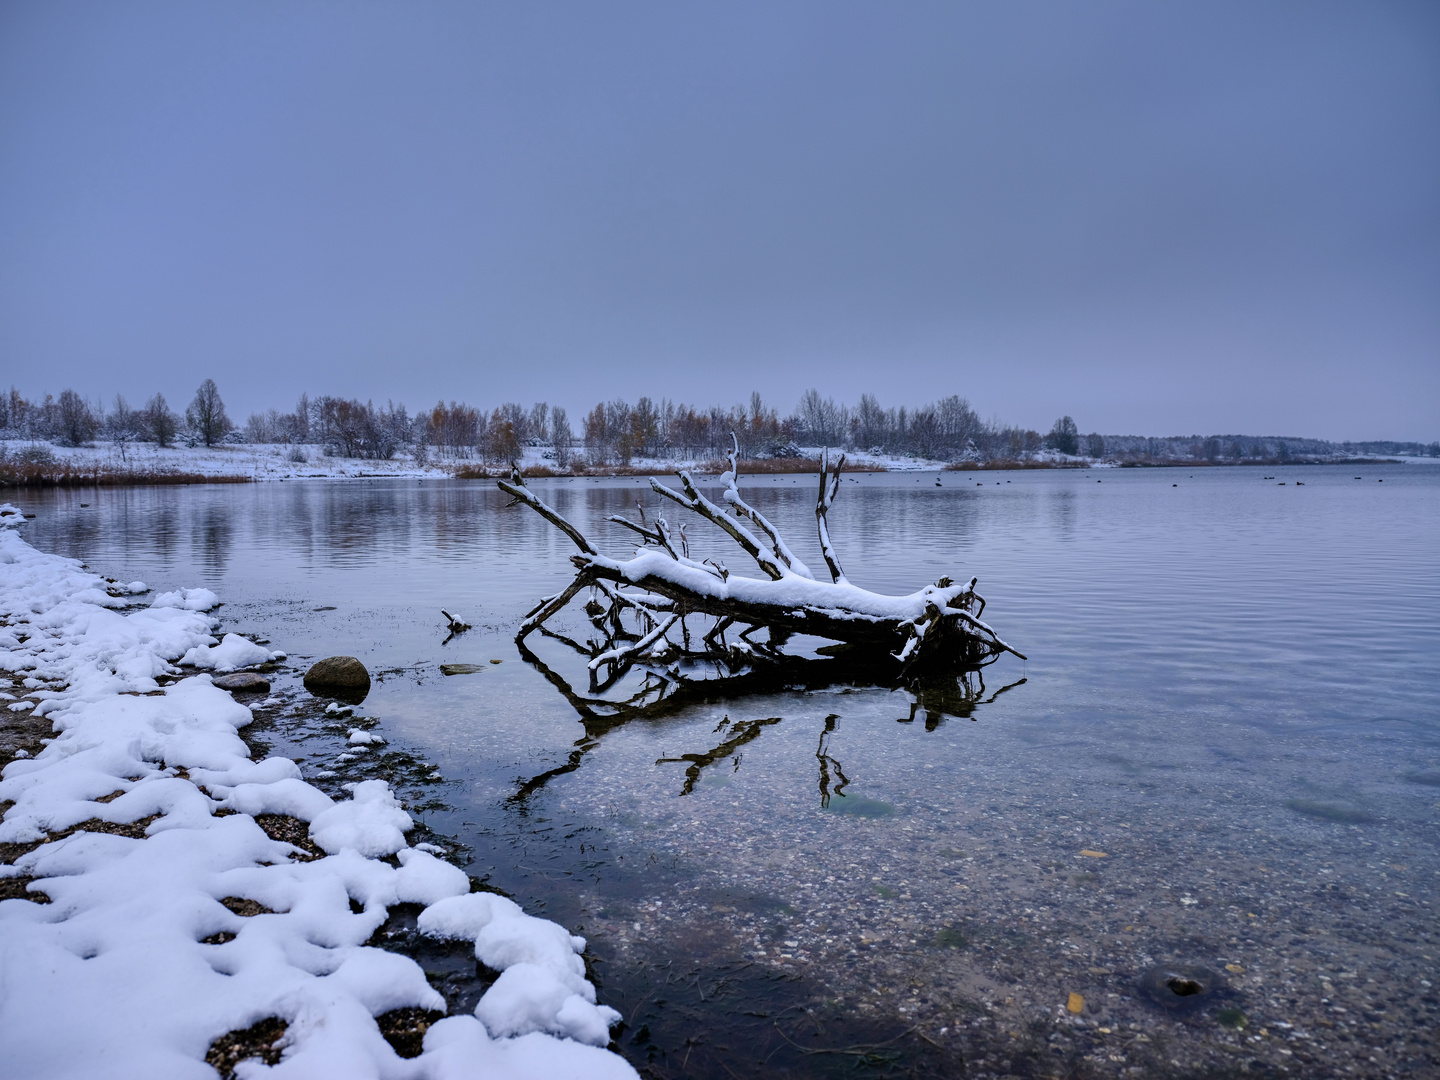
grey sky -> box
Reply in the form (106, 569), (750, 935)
(1, 1), (1436, 441)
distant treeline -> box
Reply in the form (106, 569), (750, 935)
(2, 384), (1436, 465)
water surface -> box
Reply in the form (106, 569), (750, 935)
(18, 463), (1440, 1077)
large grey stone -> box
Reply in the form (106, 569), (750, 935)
(212, 672), (271, 693)
(304, 656), (371, 695)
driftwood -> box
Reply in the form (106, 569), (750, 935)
(499, 440), (1023, 690)
(440, 609), (471, 645)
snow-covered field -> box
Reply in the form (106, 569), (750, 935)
(0, 504), (635, 1079)
(2, 439), (452, 480)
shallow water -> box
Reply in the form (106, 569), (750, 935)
(17, 463), (1440, 1077)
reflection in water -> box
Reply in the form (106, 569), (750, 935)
(815, 713), (848, 808)
(514, 626), (1025, 803)
(150, 504), (180, 565)
(1047, 486), (1078, 540)
(899, 669), (1027, 729)
(194, 505), (232, 573)
(656, 715), (782, 796)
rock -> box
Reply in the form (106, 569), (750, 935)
(304, 656), (371, 696)
(212, 672), (271, 693)
(1138, 964), (1231, 1013)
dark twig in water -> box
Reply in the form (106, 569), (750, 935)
(769, 1019), (923, 1057)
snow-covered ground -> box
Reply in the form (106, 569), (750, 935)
(1, 438), (973, 478)
(0, 503), (635, 1079)
(2, 439), (452, 480)
(6, 438), (1429, 482)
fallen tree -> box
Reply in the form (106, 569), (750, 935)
(499, 439), (1024, 690)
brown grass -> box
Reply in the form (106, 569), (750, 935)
(0, 463), (252, 487)
(451, 463), (564, 479)
(942, 460), (1089, 471)
(695, 456), (890, 474)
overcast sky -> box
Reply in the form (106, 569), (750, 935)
(1, 1), (1436, 440)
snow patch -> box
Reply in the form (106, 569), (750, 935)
(151, 587), (220, 611)
(0, 512), (632, 1078)
(180, 632), (283, 672)
(418, 893), (622, 1046)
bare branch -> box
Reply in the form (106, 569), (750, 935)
(815, 447), (848, 584)
(588, 613), (680, 674)
(518, 573), (591, 639)
(608, 515), (661, 543)
(654, 516), (679, 559)
(499, 468), (596, 555)
(595, 580), (677, 616)
(703, 615), (735, 648)
(720, 433), (815, 579)
(650, 472), (784, 580)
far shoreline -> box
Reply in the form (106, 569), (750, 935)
(0, 448), (1417, 488)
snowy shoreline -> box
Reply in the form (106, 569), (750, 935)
(4, 438), (1428, 485)
(0, 437), (1065, 480)
(0, 504), (635, 1079)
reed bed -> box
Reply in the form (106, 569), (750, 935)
(0, 460), (252, 488)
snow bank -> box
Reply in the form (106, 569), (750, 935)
(418, 894), (622, 1045)
(154, 587), (221, 611)
(0, 506), (634, 1079)
(180, 632), (285, 672)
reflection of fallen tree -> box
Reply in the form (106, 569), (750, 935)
(500, 442), (1023, 692)
(657, 715), (782, 796)
(509, 633), (877, 804)
(816, 714), (849, 809)
(900, 668), (1027, 730)
(502, 449), (1027, 804)
(510, 633), (1024, 803)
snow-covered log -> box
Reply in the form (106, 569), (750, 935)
(498, 453), (1023, 686)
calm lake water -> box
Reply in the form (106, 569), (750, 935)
(17, 463), (1440, 1078)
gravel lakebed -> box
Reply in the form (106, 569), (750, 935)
(535, 692), (1440, 1079)
(225, 660), (1439, 1078)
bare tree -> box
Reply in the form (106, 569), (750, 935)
(1045, 416), (1079, 456)
(582, 402), (609, 465)
(143, 394), (177, 447)
(937, 395), (978, 458)
(485, 406), (522, 463)
(549, 406), (574, 468)
(56, 389), (98, 447)
(853, 393), (888, 450)
(186, 379), (232, 447)
(797, 389), (846, 447)
(293, 393), (311, 443)
(528, 402), (550, 444)
(106, 394), (139, 459)
(909, 405), (941, 459)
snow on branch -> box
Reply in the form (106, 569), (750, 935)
(500, 460), (1023, 687)
(720, 433), (814, 580)
(815, 446), (847, 584)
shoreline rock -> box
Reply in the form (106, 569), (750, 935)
(304, 656), (371, 701)
(211, 672), (271, 693)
